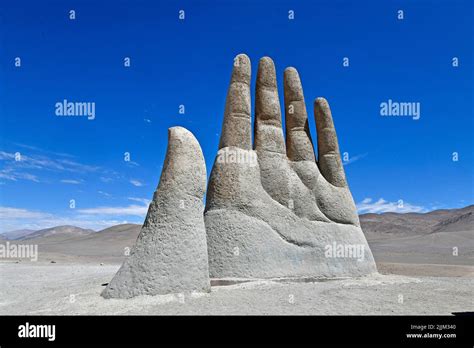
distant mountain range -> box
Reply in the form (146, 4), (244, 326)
(1, 205), (473, 241)
(359, 205), (473, 267)
(1, 229), (36, 240)
(0, 223), (142, 262)
(1, 225), (94, 241)
(359, 205), (473, 240)
(0, 206), (472, 265)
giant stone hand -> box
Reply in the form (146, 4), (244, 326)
(205, 54), (377, 278)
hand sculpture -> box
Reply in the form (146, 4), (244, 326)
(205, 54), (377, 278)
(102, 127), (210, 298)
(103, 54), (377, 299)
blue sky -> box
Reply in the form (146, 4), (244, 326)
(0, 0), (472, 232)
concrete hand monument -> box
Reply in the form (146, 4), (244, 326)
(205, 54), (377, 279)
(103, 54), (377, 299)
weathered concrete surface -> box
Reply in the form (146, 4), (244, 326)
(102, 127), (210, 298)
(205, 55), (377, 278)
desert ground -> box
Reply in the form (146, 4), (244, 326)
(0, 206), (473, 315)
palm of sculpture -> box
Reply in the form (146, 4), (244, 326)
(205, 54), (377, 278)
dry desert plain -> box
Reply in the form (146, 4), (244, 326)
(0, 206), (472, 315)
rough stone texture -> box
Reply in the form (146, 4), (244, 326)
(205, 55), (377, 279)
(102, 127), (210, 298)
(219, 54), (252, 151)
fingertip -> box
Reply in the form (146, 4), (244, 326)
(284, 66), (298, 78)
(257, 56), (276, 87)
(167, 126), (201, 154)
(314, 97), (329, 109)
(231, 54), (251, 85)
(314, 97), (332, 126)
(284, 67), (303, 101)
(259, 56), (274, 65)
(235, 53), (250, 62)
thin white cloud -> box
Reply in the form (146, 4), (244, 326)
(125, 161), (140, 167)
(77, 205), (148, 216)
(0, 170), (39, 182)
(130, 179), (144, 187)
(128, 197), (150, 205)
(0, 207), (52, 219)
(56, 159), (100, 173)
(60, 179), (82, 184)
(357, 198), (426, 214)
(0, 206), (143, 232)
(100, 176), (114, 183)
(21, 173), (40, 182)
(343, 153), (368, 166)
(0, 151), (98, 173)
(13, 143), (76, 158)
(98, 190), (111, 197)
(0, 148), (119, 184)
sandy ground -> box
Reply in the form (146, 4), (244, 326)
(377, 262), (474, 277)
(1, 261), (472, 315)
(1, 222), (472, 315)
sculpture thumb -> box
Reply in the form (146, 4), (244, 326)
(102, 127), (210, 299)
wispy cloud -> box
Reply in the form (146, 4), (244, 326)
(130, 179), (144, 187)
(60, 179), (82, 185)
(128, 197), (150, 205)
(0, 205), (144, 232)
(98, 190), (111, 197)
(0, 169), (39, 182)
(357, 198), (426, 214)
(0, 151), (100, 174)
(0, 151), (95, 184)
(78, 205), (148, 216)
(0, 147), (119, 184)
(0, 207), (52, 220)
(125, 161), (140, 167)
(13, 143), (76, 158)
(343, 153), (368, 166)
